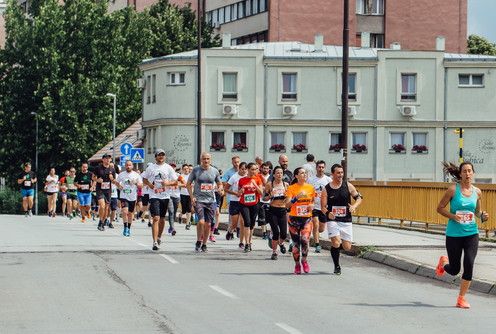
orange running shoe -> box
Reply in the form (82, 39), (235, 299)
(436, 256), (448, 277)
(81, 218), (86, 223)
(456, 296), (470, 308)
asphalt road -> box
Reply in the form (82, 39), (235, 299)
(0, 214), (494, 333)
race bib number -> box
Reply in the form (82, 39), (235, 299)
(24, 181), (31, 187)
(80, 184), (89, 190)
(123, 189), (133, 194)
(296, 205), (309, 216)
(244, 194), (256, 204)
(316, 192), (322, 198)
(273, 188), (285, 197)
(154, 187), (165, 194)
(201, 183), (213, 192)
(101, 182), (110, 190)
(332, 206), (347, 217)
(68, 184), (77, 190)
(168, 186), (177, 191)
(456, 211), (474, 224)
(49, 185), (58, 190)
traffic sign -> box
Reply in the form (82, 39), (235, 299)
(120, 155), (128, 167)
(120, 143), (133, 156)
(130, 148), (145, 163)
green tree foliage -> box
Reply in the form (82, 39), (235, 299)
(467, 34), (496, 55)
(0, 0), (218, 187)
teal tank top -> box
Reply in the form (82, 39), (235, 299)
(446, 183), (479, 237)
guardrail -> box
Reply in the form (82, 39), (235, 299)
(352, 181), (496, 237)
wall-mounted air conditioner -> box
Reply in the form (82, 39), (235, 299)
(399, 105), (417, 116)
(223, 104), (238, 115)
(282, 105), (298, 116)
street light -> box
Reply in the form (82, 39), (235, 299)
(30, 111), (38, 215)
(106, 93), (116, 165)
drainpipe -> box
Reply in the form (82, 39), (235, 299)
(264, 63), (269, 161)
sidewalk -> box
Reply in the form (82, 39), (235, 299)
(218, 213), (496, 295)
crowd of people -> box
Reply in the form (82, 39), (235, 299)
(17, 151), (489, 308)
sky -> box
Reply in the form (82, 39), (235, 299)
(468, 0), (496, 43)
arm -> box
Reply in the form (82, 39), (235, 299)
(186, 179), (196, 207)
(436, 185), (460, 222)
(320, 186), (336, 220)
(475, 188), (489, 221)
(347, 182), (363, 213)
(263, 182), (272, 202)
(216, 182), (224, 196)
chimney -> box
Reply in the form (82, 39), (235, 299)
(314, 34), (324, 52)
(222, 32), (231, 48)
(390, 42), (401, 50)
(436, 36), (446, 51)
(361, 32), (370, 48)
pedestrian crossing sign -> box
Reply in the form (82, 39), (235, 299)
(130, 148), (145, 162)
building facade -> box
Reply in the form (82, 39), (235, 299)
(139, 36), (496, 182)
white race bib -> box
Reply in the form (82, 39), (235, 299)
(455, 210), (474, 224)
(296, 205), (309, 216)
(201, 183), (213, 192)
(80, 184), (89, 190)
(101, 182), (110, 190)
(332, 206), (347, 217)
(24, 181), (31, 187)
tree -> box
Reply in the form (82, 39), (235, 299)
(467, 34), (496, 55)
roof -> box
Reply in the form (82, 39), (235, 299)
(140, 41), (496, 65)
(88, 118), (143, 163)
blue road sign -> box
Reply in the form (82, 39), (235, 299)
(130, 148), (145, 163)
(120, 143), (133, 156)
(120, 155), (129, 167)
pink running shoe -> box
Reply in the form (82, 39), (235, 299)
(294, 264), (302, 274)
(209, 235), (216, 242)
(302, 261), (310, 273)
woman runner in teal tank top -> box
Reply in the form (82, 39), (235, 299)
(436, 162), (489, 309)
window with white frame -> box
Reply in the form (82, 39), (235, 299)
(152, 74), (156, 103)
(232, 131), (247, 150)
(356, 0), (366, 14)
(232, 3), (238, 20)
(282, 73), (297, 100)
(146, 75), (151, 104)
(352, 132), (367, 151)
(412, 132), (428, 151)
(211, 131), (225, 149)
(245, 0), (252, 16)
(292, 132), (307, 150)
(330, 133), (342, 146)
(169, 72), (185, 85)
(147, 128), (157, 154)
(222, 73), (238, 100)
(349, 73), (357, 101)
(270, 132), (285, 150)
(458, 74), (484, 87)
(218, 7), (225, 24)
(401, 74), (417, 101)
(372, 0), (384, 14)
(390, 132), (406, 151)
(225, 5), (231, 22)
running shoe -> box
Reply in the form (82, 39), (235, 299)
(334, 266), (341, 275)
(168, 227), (172, 234)
(226, 231), (234, 240)
(294, 264), (302, 274)
(302, 261), (310, 273)
(105, 219), (109, 227)
(201, 244), (208, 253)
(271, 253), (278, 260)
(244, 245), (250, 253)
(247, 244), (252, 252)
(186, 222), (191, 230)
(148, 222), (152, 227)
(209, 235), (216, 242)
(288, 243), (293, 253)
(280, 244), (287, 254)
(238, 242), (245, 249)
(315, 245), (322, 253)
(108, 223), (114, 229)
(28, 210), (32, 217)
(236, 227), (240, 238)
(126, 229), (131, 237)
(48, 211), (52, 217)
(123, 227), (128, 236)
(436, 255), (448, 277)
(81, 218), (85, 223)
(267, 237), (272, 249)
(141, 218), (145, 223)
(152, 242), (159, 251)
(67, 214), (73, 219)
(157, 238), (162, 246)
(456, 296), (470, 308)
(97, 222), (104, 231)
(25, 211), (28, 218)
(87, 213), (91, 219)
(214, 228), (220, 235)
(195, 241), (201, 252)
(52, 212), (56, 218)
(171, 229), (177, 236)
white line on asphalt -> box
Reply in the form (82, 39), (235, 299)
(159, 254), (179, 264)
(275, 323), (303, 334)
(209, 285), (238, 299)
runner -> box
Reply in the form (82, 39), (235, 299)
(238, 162), (264, 252)
(64, 168), (79, 219)
(92, 154), (116, 231)
(435, 161), (489, 308)
(117, 160), (143, 237)
(166, 162), (182, 236)
(321, 164), (363, 275)
(18, 162), (37, 217)
(186, 152), (224, 253)
(108, 163), (120, 228)
(178, 164), (192, 228)
(45, 168), (59, 217)
(274, 154), (293, 183)
(264, 166), (289, 260)
(222, 156), (241, 236)
(285, 167), (315, 274)
(307, 160), (332, 253)
(258, 163), (271, 240)
(59, 170), (69, 218)
(302, 153), (317, 179)
(225, 162), (247, 249)
(74, 163), (94, 223)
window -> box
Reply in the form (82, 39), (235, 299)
(146, 75), (151, 104)
(412, 133), (428, 152)
(459, 74), (484, 87)
(330, 133), (342, 146)
(259, 0), (266, 12)
(147, 128), (157, 154)
(372, 0), (384, 14)
(352, 133), (367, 147)
(222, 73), (238, 100)
(212, 9), (218, 25)
(292, 132), (307, 151)
(206, 11), (212, 23)
(356, 0), (366, 14)
(349, 73), (357, 101)
(238, 2), (245, 18)
(245, 0), (252, 16)
(218, 7), (225, 24)
(232, 3), (238, 20)
(211, 131), (225, 150)
(225, 5), (231, 23)
(370, 34), (384, 48)
(390, 132), (406, 152)
(282, 73), (297, 100)
(233, 131), (247, 150)
(270, 132), (286, 151)
(169, 72), (185, 85)
(252, 0), (258, 15)
(152, 74), (156, 103)
(401, 74), (416, 101)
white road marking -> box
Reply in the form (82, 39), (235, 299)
(209, 285), (238, 299)
(159, 254), (179, 264)
(275, 323), (303, 334)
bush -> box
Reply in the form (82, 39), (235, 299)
(0, 188), (23, 214)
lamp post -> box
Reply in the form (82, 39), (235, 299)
(106, 93), (117, 165)
(30, 112), (38, 215)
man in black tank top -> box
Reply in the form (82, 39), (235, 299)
(321, 164), (362, 275)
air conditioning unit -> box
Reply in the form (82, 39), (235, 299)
(137, 78), (146, 89)
(399, 105), (417, 116)
(282, 105), (298, 116)
(223, 104), (238, 115)
(214, 22), (221, 29)
(347, 106), (357, 117)
(136, 129), (145, 139)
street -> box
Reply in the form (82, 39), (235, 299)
(0, 215), (494, 333)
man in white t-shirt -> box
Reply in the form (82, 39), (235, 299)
(307, 160), (332, 253)
(178, 164), (192, 228)
(142, 149), (178, 251)
(117, 160), (143, 237)
(302, 154), (317, 179)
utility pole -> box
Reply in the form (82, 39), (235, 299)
(197, 0), (202, 164)
(341, 0), (350, 180)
